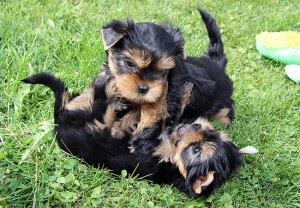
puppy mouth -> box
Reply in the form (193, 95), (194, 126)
(177, 124), (186, 138)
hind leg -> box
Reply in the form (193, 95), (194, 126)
(213, 101), (234, 128)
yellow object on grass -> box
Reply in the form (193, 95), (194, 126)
(256, 31), (300, 48)
(256, 31), (300, 65)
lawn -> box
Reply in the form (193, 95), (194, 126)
(0, 0), (299, 207)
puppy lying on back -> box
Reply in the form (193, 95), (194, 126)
(22, 73), (257, 197)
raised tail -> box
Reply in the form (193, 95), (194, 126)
(22, 73), (69, 122)
(198, 7), (226, 67)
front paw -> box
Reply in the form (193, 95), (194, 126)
(111, 122), (126, 139)
(112, 98), (133, 119)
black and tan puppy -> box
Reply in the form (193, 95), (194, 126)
(99, 7), (235, 140)
(22, 73), (257, 197)
(166, 8), (234, 127)
(100, 17), (186, 138)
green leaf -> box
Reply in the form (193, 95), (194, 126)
(47, 18), (55, 27)
(91, 186), (102, 198)
(0, 150), (7, 160)
(64, 159), (78, 169)
(14, 84), (31, 118)
(57, 177), (66, 184)
(61, 191), (78, 202)
(21, 123), (53, 161)
(48, 182), (62, 190)
(219, 193), (233, 208)
(147, 201), (155, 207)
(64, 173), (75, 184)
(121, 169), (127, 178)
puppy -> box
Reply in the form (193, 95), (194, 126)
(100, 7), (235, 141)
(166, 8), (234, 127)
(22, 74), (257, 197)
(100, 18), (186, 138)
(151, 118), (257, 196)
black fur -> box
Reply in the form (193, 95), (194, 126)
(167, 8), (234, 125)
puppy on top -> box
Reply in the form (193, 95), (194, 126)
(99, 7), (235, 140)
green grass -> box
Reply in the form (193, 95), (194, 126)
(1, 0), (300, 207)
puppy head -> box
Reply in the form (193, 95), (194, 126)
(100, 19), (185, 104)
(169, 118), (257, 197)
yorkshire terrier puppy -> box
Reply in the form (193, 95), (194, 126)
(137, 118), (257, 197)
(100, 18), (186, 138)
(100, 7), (235, 141)
(166, 8), (235, 128)
(22, 73), (257, 197)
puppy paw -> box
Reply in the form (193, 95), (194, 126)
(111, 122), (126, 139)
(113, 99), (133, 119)
(213, 108), (232, 128)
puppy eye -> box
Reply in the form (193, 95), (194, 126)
(125, 61), (136, 68)
(193, 144), (201, 154)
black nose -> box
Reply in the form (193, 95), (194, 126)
(137, 84), (149, 94)
(192, 123), (202, 130)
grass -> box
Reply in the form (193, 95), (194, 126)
(1, 0), (299, 207)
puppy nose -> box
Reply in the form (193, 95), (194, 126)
(192, 123), (202, 130)
(137, 84), (149, 94)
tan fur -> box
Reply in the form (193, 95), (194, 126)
(85, 119), (105, 133)
(111, 109), (140, 138)
(133, 82), (169, 134)
(176, 156), (187, 178)
(61, 90), (69, 109)
(154, 132), (179, 163)
(124, 48), (152, 69)
(65, 87), (94, 111)
(213, 108), (231, 127)
(155, 55), (175, 70)
(114, 73), (164, 103)
(105, 78), (120, 99)
(200, 142), (217, 161)
(154, 116), (223, 180)
(105, 49), (169, 139)
(172, 118), (216, 178)
(108, 52), (118, 75)
(193, 118), (215, 130)
(180, 82), (194, 115)
(104, 103), (119, 129)
(100, 28), (126, 50)
(219, 131), (230, 142)
(173, 127), (205, 178)
(192, 171), (215, 194)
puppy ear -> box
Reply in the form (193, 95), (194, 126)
(192, 171), (215, 194)
(239, 146), (258, 154)
(100, 20), (129, 50)
(161, 22), (186, 59)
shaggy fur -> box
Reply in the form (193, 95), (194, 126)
(166, 8), (234, 127)
(22, 7), (254, 198)
(100, 7), (234, 140)
(100, 16), (185, 138)
(22, 72), (245, 197)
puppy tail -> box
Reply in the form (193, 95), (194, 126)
(198, 7), (226, 67)
(22, 72), (69, 121)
